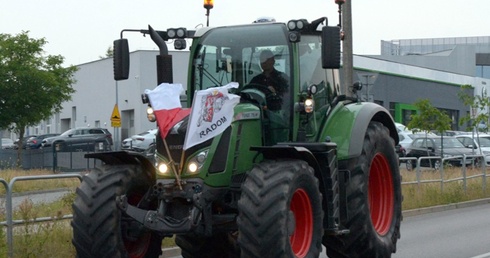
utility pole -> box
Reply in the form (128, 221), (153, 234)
(340, 0), (353, 97)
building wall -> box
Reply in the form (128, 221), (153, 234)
(13, 47), (490, 143)
(352, 55), (490, 130)
(24, 50), (190, 147)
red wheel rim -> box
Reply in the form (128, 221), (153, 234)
(290, 188), (313, 258)
(125, 234), (151, 258)
(124, 193), (151, 258)
(368, 153), (395, 236)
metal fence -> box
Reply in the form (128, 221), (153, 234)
(0, 142), (107, 172)
(0, 174), (83, 258)
(400, 154), (488, 193)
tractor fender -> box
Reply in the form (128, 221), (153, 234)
(85, 151), (156, 181)
(250, 145), (321, 174)
(321, 102), (398, 160)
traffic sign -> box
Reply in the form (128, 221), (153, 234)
(111, 104), (121, 128)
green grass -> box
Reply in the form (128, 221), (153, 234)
(400, 166), (490, 210)
(1, 167), (489, 256)
(0, 169), (81, 195)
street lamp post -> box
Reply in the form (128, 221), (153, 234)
(204, 0), (214, 27)
(335, 0), (345, 27)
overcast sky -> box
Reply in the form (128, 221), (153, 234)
(1, 0), (489, 66)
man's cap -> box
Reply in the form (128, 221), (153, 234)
(260, 50), (275, 63)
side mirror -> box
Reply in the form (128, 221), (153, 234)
(352, 81), (362, 93)
(321, 26), (341, 69)
(113, 39), (130, 80)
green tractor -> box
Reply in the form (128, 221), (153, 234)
(71, 15), (402, 258)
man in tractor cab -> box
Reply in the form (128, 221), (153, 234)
(249, 49), (289, 111)
(249, 49), (290, 145)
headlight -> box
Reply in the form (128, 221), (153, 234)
(157, 163), (169, 175)
(187, 150), (208, 174)
(147, 107), (156, 122)
(304, 98), (314, 113)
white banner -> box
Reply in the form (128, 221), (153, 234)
(183, 82), (240, 150)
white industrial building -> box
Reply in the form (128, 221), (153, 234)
(21, 50), (189, 148)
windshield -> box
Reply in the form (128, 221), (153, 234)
(61, 129), (76, 136)
(191, 23), (291, 92)
(435, 138), (465, 148)
(477, 136), (490, 147)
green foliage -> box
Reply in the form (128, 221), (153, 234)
(407, 99), (452, 134)
(0, 31), (78, 166)
(458, 84), (490, 132)
(99, 46), (114, 59)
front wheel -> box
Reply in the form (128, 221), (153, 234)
(323, 121), (402, 258)
(71, 165), (163, 258)
(237, 160), (323, 258)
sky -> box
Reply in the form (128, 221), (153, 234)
(1, 0), (489, 66)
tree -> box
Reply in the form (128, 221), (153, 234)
(407, 99), (452, 135)
(458, 84), (490, 133)
(407, 99), (452, 159)
(99, 46), (113, 59)
(0, 31), (77, 167)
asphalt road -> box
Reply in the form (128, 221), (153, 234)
(163, 200), (490, 258)
(393, 202), (490, 258)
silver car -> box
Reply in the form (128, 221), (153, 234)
(122, 129), (158, 152)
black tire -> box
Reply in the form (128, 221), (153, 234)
(176, 232), (240, 258)
(237, 160), (323, 258)
(323, 121), (402, 258)
(71, 165), (163, 258)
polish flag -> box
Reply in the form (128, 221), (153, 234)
(145, 83), (191, 139)
(183, 82), (240, 150)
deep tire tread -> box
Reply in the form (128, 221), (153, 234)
(323, 121), (402, 258)
(237, 160), (323, 258)
(71, 165), (162, 258)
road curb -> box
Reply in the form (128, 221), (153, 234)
(402, 197), (490, 217)
(161, 247), (181, 257)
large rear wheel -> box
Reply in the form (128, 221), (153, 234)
(71, 165), (163, 258)
(237, 160), (323, 258)
(323, 121), (402, 257)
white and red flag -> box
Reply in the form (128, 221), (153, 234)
(183, 82), (240, 150)
(145, 83), (191, 139)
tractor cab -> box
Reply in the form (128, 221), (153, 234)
(188, 19), (341, 145)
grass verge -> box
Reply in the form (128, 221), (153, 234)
(1, 167), (489, 256)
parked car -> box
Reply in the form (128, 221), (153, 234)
(1, 138), (15, 149)
(26, 134), (60, 149)
(398, 130), (437, 149)
(13, 135), (37, 149)
(122, 129), (158, 152)
(395, 144), (406, 158)
(42, 128), (113, 151)
(432, 130), (463, 137)
(405, 136), (478, 170)
(455, 133), (490, 166)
